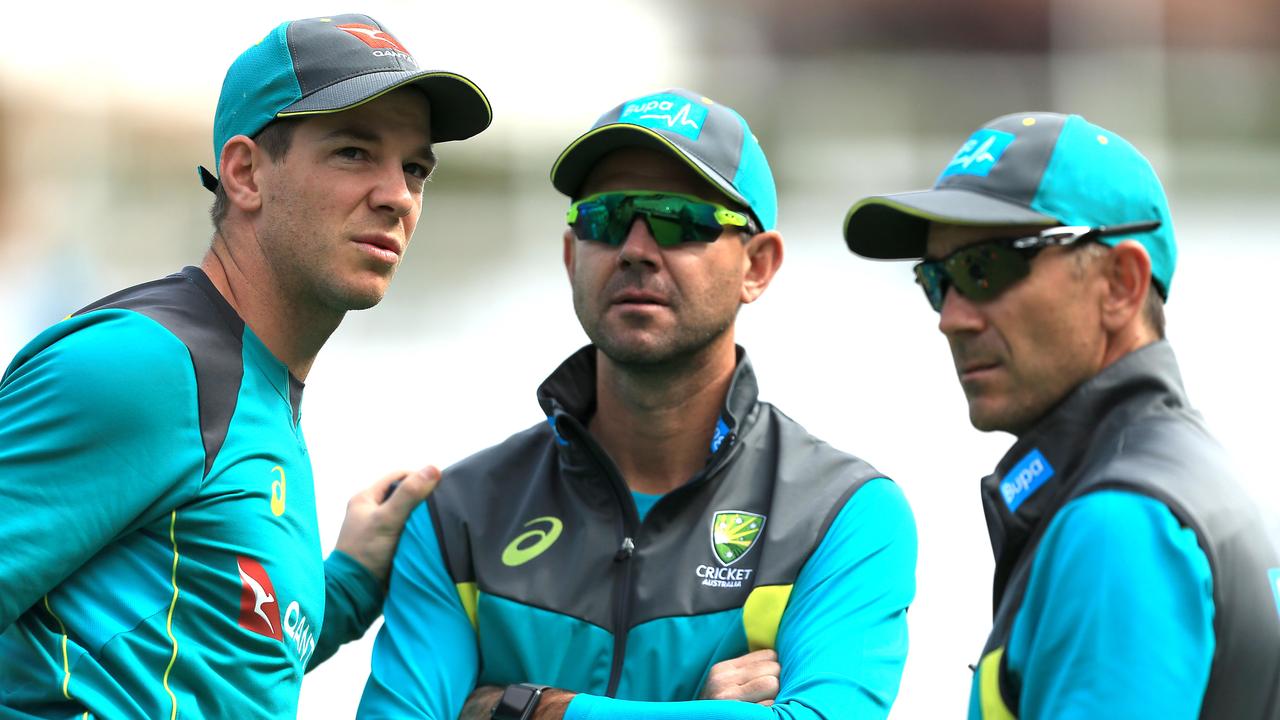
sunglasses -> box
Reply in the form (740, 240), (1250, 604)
(913, 220), (1162, 312)
(566, 191), (759, 247)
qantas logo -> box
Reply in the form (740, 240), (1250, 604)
(235, 555), (317, 665)
(237, 556), (282, 641)
(337, 23), (410, 53)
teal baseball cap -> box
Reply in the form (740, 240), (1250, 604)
(198, 13), (491, 192)
(550, 89), (778, 231)
(843, 112), (1176, 297)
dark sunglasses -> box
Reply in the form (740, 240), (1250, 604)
(566, 191), (759, 247)
(914, 220), (1162, 312)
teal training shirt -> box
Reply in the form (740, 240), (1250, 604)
(0, 268), (381, 718)
(967, 490), (1215, 719)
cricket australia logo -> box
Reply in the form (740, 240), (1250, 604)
(696, 511), (765, 589)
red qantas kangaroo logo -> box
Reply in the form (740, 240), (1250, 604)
(337, 23), (410, 53)
(237, 556), (283, 641)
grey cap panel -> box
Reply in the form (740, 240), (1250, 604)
(551, 126), (747, 207)
(940, 112), (1066, 207)
(285, 14), (420, 94)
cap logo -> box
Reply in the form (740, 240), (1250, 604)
(939, 129), (1016, 180)
(336, 23), (410, 53)
(619, 93), (708, 141)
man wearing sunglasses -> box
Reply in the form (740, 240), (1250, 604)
(844, 112), (1280, 718)
(361, 89), (917, 719)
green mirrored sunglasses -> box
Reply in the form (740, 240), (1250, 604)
(566, 191), (758, 247)
(913, 221), (1162, 312)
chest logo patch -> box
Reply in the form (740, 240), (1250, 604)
(270, 465), (287, 517)
(237, 556), (283, 641)
(1000, 448), (1055, 512)
(712, 511), (766, 566)
(502, 516), (564, 567)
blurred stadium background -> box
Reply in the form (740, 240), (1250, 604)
(2, 0), (1276, 716)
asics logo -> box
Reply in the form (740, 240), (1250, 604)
(270, 465), (286, 517)
(337, 23), (410, 53)
(501, 516), (564, 567)
(236, 556), (282, 641)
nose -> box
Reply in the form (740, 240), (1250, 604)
(937, 285), (985, 337)
(368, 162), (416, 219)
(616, 217), (661, 269)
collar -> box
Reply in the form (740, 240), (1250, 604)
(979, 340), (1191, 598)
(535, 344), (760, 455)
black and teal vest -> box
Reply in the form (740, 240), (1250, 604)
(427, 346), (881, 699)
(974, 341), (1280, 718)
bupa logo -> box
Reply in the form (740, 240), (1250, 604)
(619, 93), (709, 141)
(999, 448), (1055, 512)
(337, 23), (410, 53)
(939, 129), (1016, 180)
(237, 556), (282, 641)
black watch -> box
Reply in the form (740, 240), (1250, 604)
(491, 683), (550, 720)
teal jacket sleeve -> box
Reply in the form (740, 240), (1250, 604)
(566, 476), (918, 720)
(308, 550), (386, 671)
(357, 501), (480, 719)
(975, 490), (1215, 720)
(0, 312), (204, 628)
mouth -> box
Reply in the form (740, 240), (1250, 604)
(958, 360), (1001, 382)
(352, 234), (403, 263)
(610, 291), (669, 308)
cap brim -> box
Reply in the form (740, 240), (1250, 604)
(279, 70), (491, 143)
(843, 188), (1058, 259)
(550, 124), (753, 222)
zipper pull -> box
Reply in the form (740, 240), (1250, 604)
(614, 537), (635, 561)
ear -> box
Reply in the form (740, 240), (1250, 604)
(562, 228), (577, 280)
(1100, 240), (1152, 334)
(218, 135), (264, 215)
(740, 230), (784, 304)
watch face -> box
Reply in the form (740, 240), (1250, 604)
(494, 685), (538, 718)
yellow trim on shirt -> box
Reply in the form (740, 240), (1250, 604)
(742, 584), (793, 651)
(455, 582), (479, 630)
(162, 510), (181, 719)
(42, 595), (73, 699)
(979, 647), (1017, 720)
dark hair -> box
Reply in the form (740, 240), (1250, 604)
(1145, 287), (1166, 339)
(209, 119), (301, 232)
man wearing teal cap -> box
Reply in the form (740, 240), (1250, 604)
(844, 112), (1280, 718)
(360, 89), (917, 719)
(0, 13), (490, 718)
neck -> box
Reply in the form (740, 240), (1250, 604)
(588, 334), (738, 495)
(200, 233), (343, 380)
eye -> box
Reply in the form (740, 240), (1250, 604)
(336, 146), (369, 161)
(404, 162), (433, 181)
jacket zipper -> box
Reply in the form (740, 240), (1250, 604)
(570, 413), (741, 697)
